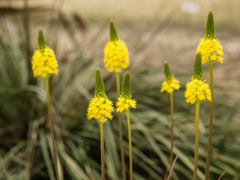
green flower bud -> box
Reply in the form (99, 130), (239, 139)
(95, 68), (106, 97)
(110, 20), (119, 41)
(122, 71), (131, 98)
(164, 61), (173, 81)
(38, 28), (46, 50)
(205, 11), (215, 39)
(193, 52), (203, 81)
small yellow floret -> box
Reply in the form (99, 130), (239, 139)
(116, 96), (136, 112)
(185, 79), (211, 104)
(197, 38), (223, 64)
(87, 96), (114, 123)
(32, 47), (58, 78)
(104, 40), (129, 73)
(161, 78), (180, 93)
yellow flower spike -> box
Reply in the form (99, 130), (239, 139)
(161, 61), (179, 180)
(116, 71), (136, 113)
(32, 28), (60, 179)
(161, 61), (180, 93)
(185, 53), (212, 180)
(116, 71), (135, 180)
(185, 53), (211, 104)
(87, 68), (114, 123)
(197, 11), (223, 64)
(32, 28), (58, 78)
(104, 20), (129, 73)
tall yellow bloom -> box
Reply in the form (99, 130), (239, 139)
(87, 68), (114, 123)
(116, 71), (135, 180)
(104, 20), (129, 73)
(32, 28), (60, 180)
(32, 29), (58, 78)
(185, 53), (211, 104)
(197, 11), (223, 64)
(185, 52), (212, 180)
(161, 61), (180, 93)
(116, 72), (136, 112)
(160, 61), (179, 180)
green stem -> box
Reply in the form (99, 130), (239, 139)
(170, 92), (174, 180)
(205, 60), (214, 180)
(126, 110), (133, 180)
(193, 101), (200, 180)
(100, 122), (105, 180)
(116, 72), (126, 180)
(45, 77), (59, 180)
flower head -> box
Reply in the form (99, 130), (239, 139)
(32, 29), (58, 78)
(87, 68), (114, 123)
(185, 53), (211, 104)
(197, 11), (223, 64)
(104, 20), (129, 73)
(161, 61), (180, 93)
(116, 71), (136, 112)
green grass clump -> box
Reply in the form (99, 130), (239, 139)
(0, 4), (240, 180)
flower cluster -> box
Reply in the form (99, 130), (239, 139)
(32, 47), (58, 78)
(185, 53), (211, 104)
(104, 20), (129, 73)
(116, 96), (136, 112)
(197, 38), (223, 64)
(197, 11), (223, 64)
(104, 40), (129, 73)
(116, 71), (136, 112)
(87, 68), (114, 123)
(161, 78), (180, 93)
(32, 28), (58, 78)
(161, 61), (180, 93)
(87, 95), (114, 123)
(185, 79), (211, 104)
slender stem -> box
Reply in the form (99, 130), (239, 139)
(170, 92), (174, 180)
(45, 77), (59, 180)
(193, 101), (200, 180)
(100, 122), (105, 180)
(116, 72), (126, 180)
(126, 110), (133, 180)
(205, 60), (214, 180)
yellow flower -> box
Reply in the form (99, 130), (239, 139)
(185, 79), (211, 104)
(32, 28), (58, 78)
(161, 78), (180, 93)
(87, 95), (114, 123)
(87, 68), (114, 123)
(32, 46), (58, 78)
(104, 40), (129, 73)
(197, 38), (223, 64)
(116, 71), (136, 112)
(116, 96), (136, 112)
(104, 20), (129, 73)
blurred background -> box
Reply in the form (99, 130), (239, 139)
(0, 0), (240, 179)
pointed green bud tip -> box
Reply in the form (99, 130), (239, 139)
(38, 28), (46, 49)
(110, 20), (119, 41)
(95, 68), (106, 97)
(205, 10), (215, 39)
(193, 52), (203, 81)
(122, 71), (131, 98)
(164, 61), (173, 81)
